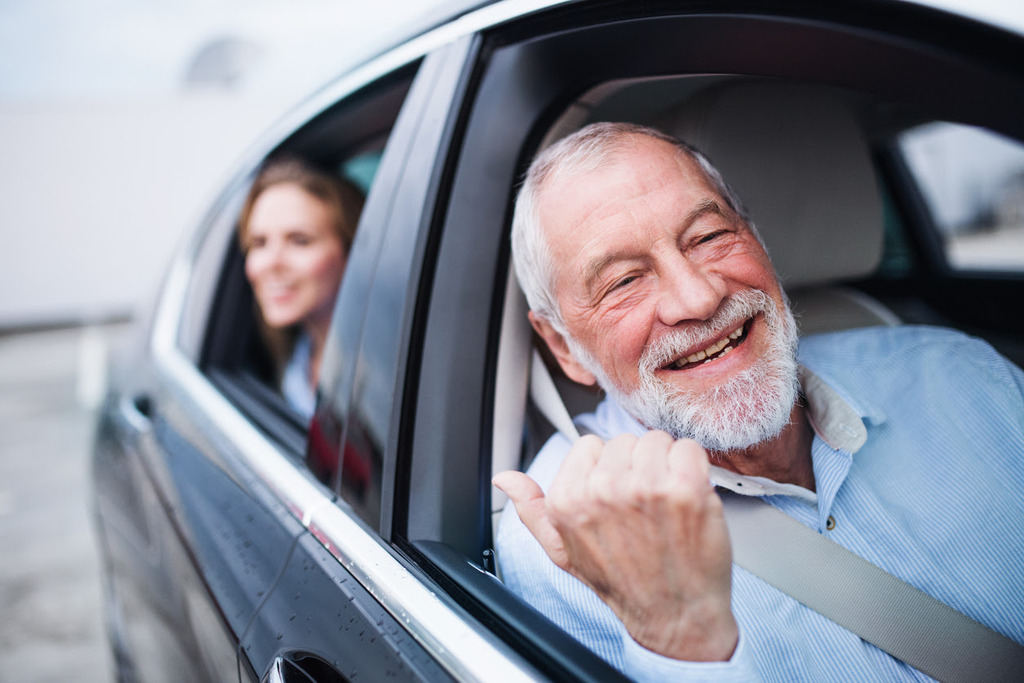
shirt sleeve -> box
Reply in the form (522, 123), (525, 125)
(621, 625), (762, 683)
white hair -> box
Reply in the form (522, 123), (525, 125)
(510, 121), (751, 333)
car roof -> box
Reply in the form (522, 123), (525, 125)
(238, 0), (1024, 197)
(370, 0), (1024, 62)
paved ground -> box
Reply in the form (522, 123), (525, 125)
(0, 323), (129, 683)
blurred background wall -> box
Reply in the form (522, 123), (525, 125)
(0, 0), (443, 328)
(0, 96), (281, 326)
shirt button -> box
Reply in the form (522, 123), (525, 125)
(826, 515), (836, 531)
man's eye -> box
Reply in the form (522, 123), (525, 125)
(697, 230), (725, 245)
(611, 275), (638, 291)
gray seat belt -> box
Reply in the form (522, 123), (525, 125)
(720, 491), (1024, 682)
(530, 349), (582, 441)
(526, 351), (1024, 682)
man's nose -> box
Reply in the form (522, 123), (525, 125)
(656, 257), (726, 325)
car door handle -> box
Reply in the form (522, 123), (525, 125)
(260, 655), (343, 683)
(132, 394), (153, 418)
(119, 393), (154, 431)
(261, 657), (286, 683)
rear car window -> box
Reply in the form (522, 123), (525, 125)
(898, 122), (1024, 271)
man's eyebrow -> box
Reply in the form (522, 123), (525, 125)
(581, 251), (631, 294)
(685, 197), (726, 225)
(580, 198), (727, 293)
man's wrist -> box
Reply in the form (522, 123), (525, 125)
(628, 603), (739, 662)
(621, 623), (759, 683)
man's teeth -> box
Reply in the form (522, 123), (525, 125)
(669, 326), (744, 369)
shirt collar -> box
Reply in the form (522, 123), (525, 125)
(801, 366), (871, 454)
(709, 465), (819, 503)
(600, 364), (884, 503)
(716, 365), (887, 502)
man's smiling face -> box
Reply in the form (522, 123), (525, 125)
(532, 134), (799, 450)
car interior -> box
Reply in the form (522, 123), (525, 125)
(487, 73), (1020, 542)
(196, 47), (1024, 562)
(201, 66), (1024, 551)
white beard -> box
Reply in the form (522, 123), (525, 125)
(568, 289), (800, 453)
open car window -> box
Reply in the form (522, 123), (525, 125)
(177, 61), (421, 469)
(898, 121), (1024, 272)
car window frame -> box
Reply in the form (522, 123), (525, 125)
(188, 62), (425, 476)
(147, 29), (552, 679)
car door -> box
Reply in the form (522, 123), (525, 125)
(97, 2), (1024, 682)
(94, 176), (302, 682)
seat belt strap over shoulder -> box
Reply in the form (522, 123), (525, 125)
(526, 352), (1024, 682)
(721, 492), (1024, 682)
(530, 349), (581, 441)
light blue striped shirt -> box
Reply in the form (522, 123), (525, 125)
(282, 332), (315, 419)
(496, 326), (1024, 681)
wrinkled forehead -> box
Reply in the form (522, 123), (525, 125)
(540, 133), (693, 192)
(535, 137), (714, 248)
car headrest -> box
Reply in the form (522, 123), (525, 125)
(662, 82), (884, 288)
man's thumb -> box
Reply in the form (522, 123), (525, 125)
(493, 470), (545, 517)
(493, 471), (567, 568)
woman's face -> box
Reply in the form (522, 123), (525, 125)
(243, 182), (346, 336)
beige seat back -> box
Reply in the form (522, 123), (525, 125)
(660, 81), (894, 331)
(664, 81), (884, 288)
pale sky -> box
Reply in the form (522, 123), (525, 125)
(0, 0), (449, 101)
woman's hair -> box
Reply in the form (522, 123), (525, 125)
(238, 156), (365, 254)
(237, 156), (366, 380)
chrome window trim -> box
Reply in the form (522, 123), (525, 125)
(903, 0), (1024, 37)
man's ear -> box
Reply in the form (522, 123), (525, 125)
(528, 311), (597, 386)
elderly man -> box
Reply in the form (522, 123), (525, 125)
(493, 122), (1024, 680)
